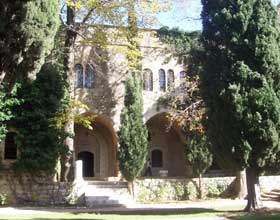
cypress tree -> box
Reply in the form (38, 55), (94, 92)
(118, 72), (148, 182)
(201, 0), (280, 211)
(0, 0), (60, 88)
(118, 3), (148, 193)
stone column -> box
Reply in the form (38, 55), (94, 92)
(75, 160), (84, 182)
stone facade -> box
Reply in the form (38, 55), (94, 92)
(71, 27), (190, 179)
(0, 27), (189, 179)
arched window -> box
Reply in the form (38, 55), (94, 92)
(4, 132), (17, 159)
(75, 64), (83, 88)
(179, 71), (187, 93)
(85, 64), (95, 88)
(159, 69), (166, 92)
(167, 69), (175, 90)
(143, 68), (153, 91)
(147, 131), (151, 142)
(151, 149), (163, 167)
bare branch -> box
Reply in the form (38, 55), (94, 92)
(59, 3), (67, 25)
(81, 8), (95, 24)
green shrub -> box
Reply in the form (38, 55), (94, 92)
(137, 181), (200, 202)
(174, 184), (186, 200)
(185, 182), (198, 200)
(0, 193), (8, 206)
(206, 181), (227, 198)
(137, 187), (151, 203)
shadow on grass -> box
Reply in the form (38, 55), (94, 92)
(3, 206), (247, 220)
(8, 208), (220, 220)
(73, 207), (224, 215)
(229, 214), (280, 220)
(227, 208), (280, 220)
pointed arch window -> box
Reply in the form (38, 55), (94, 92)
(159, 69), (166, 92)
(85, 64), (95, 88)
(179, 71), (187, 93)
(75, 64), (83, 88)
(167, 69), (175, 91)
(4, 132), (17, 160)
(151, 149), (163, 167)
(143, 68), (153, 91)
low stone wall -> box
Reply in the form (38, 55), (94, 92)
(135, 175), (280, 202)
(0, 172), (280, 205)
(0, 170), (74, 205)
(259, 175), (280, 192)
(135, 177), (235, 202)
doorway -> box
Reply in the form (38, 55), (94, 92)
(78, 151), (94, 177)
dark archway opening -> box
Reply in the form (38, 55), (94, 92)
(151, 149), (163, 167)
(78, 151), (94, 177)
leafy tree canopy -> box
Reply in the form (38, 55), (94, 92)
(201, 0), (280, 173)
(12, 63), (70, 174)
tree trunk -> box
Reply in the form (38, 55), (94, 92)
(221, 170), (247, 199)
(60, 5), (77, 182)
(198, 174), (203, 199)
(0, 71), (5, 85)
(236, 170), (247, 199)
(245, 167), (262, 212)
(128, 181), (135, 199)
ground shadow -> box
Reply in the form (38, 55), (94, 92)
(79, 207), (224, 215)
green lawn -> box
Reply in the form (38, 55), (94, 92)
(5, 204), (280, 220)
(0, 205), (242, 220)
(230, 213), (280, 220)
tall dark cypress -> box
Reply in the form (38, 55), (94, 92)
(0, 0), (60, 88)
(201, 0), (280, 211)
(118, 72), (148, 182)
(118, 3), (148, 189)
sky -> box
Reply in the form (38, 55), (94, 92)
(157, 0), (280, 32)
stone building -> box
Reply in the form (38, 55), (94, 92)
(73, 27), (191, 179)
(0, 27), (192, 180)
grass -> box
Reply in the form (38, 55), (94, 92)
(229, 213), (280, 220)
(1, 202), (280, 220)
(3, 207), (280, 220)
(0, 205), (243, 220)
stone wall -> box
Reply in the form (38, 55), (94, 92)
(0, 170), (74, 205)
(135, 175), (280, 202)
(259, 175), (280, 192)
(0, 173), (280, 205)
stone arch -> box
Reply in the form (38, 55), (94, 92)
(146, 112), (191, 177)
(74, 113), (118, 178)
(143, 108), (168, 124)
